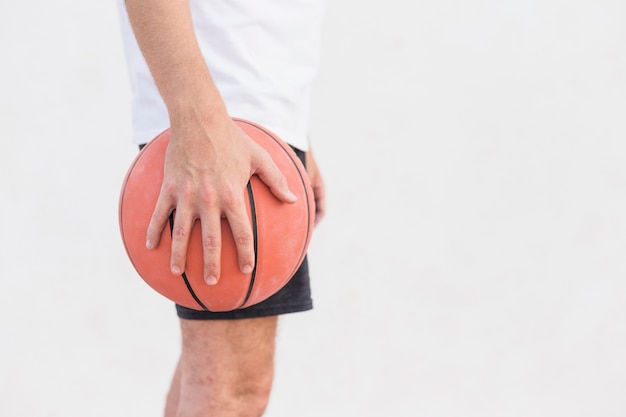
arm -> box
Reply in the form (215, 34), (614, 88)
(125, 0), (296, 285)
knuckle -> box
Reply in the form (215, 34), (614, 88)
(163, 179), (192, 198)
(172, 226), (187, 240)
(179, 184), (194, 200)
(276, 173), (287, 188)
(221, 186), (239, 210)
(150, 211), (167, 225)
(203, 235), (220, 250)
(161, 180), (177, 195)
(204, 260), (220, 271)
(199, 187), (215, 205)
(258, 148), (272, 164)
(234, 231), (253, 246)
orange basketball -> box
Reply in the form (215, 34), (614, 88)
(119, 118), (315, 312)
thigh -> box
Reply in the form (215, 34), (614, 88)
(179, 316), (278, 392)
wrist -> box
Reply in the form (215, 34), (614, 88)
(167, 94), (229, 129)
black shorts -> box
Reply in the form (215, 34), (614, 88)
(177, 256), (312, 319)
(137, 144), (314, 320)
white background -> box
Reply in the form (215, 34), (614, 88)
(1, 1), (625, 416)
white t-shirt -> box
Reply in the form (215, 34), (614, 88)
(117, 0), (326, 151)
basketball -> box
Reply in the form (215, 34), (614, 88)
(119, 118), (315, 312)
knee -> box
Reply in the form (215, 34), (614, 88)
(177, 317), (278, 416)
(228, 371), (273, 416)
(178, 367), (274, 417)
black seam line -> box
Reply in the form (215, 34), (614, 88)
(239, 181), (258, 308)
(169, 213), (209, 311)
(234, 119), (312, 268)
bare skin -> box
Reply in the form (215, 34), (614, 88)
(162, 152), (326, 417)
(306, 149), (326, 226)
(125, 0), (297, 285)
(125, 1), (326, 416)
(162, 157), (325, 417)
(164, 317), (278, 417)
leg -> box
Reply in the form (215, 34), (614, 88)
(165, 316), (278, 417)
(164, 357), (182, 417)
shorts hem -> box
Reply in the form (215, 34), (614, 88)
(176, 301), (313, 320)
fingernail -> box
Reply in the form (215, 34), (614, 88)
(242, 264), (253, 274)
(288, 191), (297, 201)
(171, 265), (181, 274)
(206, 275), (218, 285)
(146, 240), (153, 249)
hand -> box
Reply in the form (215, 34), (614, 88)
(306, 150), (326, 226)
(145, 115), (297, 285)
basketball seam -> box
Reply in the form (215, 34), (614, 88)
(235, 118), (313, 300)
(120, 122), (311, 311)
(239, 182), (259, 308)
(168, 213), (209, 311)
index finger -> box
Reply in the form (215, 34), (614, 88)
(146, 189), (175, 250)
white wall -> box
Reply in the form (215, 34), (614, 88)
(1, 1), (625, 416)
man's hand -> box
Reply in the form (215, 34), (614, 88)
(145, 115), (296, 285)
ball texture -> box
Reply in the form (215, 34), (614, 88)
(119, 118), (315, 312)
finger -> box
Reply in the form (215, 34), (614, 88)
(199, 209), (222, 285)
(306, 154), (326, 226)
(169, 205), (195, 275)
(254, 151), (297, 204)
(313, 182), (326, 225)
(223, 189), (255, 274)
(146, 191), (176, 250)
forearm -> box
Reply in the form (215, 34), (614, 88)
(125, 0), (227, 125)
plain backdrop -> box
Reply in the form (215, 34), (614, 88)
(1, 1), (626, 416)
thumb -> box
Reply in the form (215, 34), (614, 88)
(254, 152), (297, 203)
